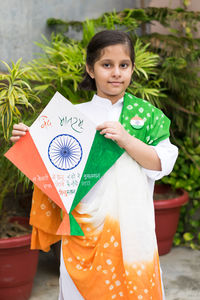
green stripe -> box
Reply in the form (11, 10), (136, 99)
(70, 131), (124, 213)
(69, 213), (84, 236)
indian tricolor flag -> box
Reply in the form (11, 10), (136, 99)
(130, 116), (144, 129)
(5, 92), (124, 236)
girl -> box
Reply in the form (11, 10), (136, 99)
(11, 30), (178, 300)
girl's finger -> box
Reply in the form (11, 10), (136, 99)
(104, 133), (117, 142)
(100, 128), (116, 135)
(13, 123), (29, 131)
(11, 129), (27, 137)
(10, 136), (20, 143)
(96, 121), (116, 131)
(96, 124), (106, 131)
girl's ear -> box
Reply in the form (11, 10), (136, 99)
(86, 64), (94, 79)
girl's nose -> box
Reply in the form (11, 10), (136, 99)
(112, 66), (121, 77)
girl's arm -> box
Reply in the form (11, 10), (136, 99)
(142, 138), (178, 179)
(10, 123), (29, 143)
(96, 121), (161, 171)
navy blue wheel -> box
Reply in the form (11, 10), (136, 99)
(48, 134), (83, 170)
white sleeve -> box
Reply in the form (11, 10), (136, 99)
(142, 138), (178, 181)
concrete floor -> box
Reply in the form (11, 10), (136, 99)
(30, 247), (200, 300)
(30, 249), (59, 300)
(160, 247), (200, 300)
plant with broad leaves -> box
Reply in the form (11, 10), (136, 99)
(24, 34), (90, 104)
(128, 39), (166, 107)
(0, 59), (40, 140)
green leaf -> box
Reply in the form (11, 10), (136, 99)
(2, 104), (12, 140)
(8, 94), (15, 110)
(0, 60), (12, 73)
(183, 232), (194, 241)
(0, 89), (7, 99)
(33, 84), (50, 92)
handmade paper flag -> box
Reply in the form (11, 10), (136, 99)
(5, 92), (124, 235)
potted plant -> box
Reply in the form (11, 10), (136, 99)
(0, 59), (40, 300)
(153, 183), (189, 255)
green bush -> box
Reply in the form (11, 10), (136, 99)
(162, 137), (200, 249)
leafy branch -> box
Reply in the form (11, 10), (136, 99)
(0, 59), (40, 140)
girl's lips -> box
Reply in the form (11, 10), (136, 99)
(109, 82), (123, 86)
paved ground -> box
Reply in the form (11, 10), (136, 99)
(30, 247), (200, 300)
(160, 247), (200, 300)
(30, 249), (59, 300)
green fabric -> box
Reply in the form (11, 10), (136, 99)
(120, 93), (170, 146)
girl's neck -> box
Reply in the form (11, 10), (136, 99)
(96, 93), (125, 105)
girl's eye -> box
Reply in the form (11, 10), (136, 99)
(121, 63), (128, 68)
(103, 63), (111, 68)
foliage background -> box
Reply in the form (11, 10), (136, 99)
(0, 6), (199, 248)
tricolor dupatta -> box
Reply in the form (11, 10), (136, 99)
(65, 92), (170, 236)
(61, 152), (163, 299)
(58, 92), (169, 299)
(4, 92), (124, 236)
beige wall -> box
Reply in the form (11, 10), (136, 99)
(0, 0), (139, 71)
(149, 0), (200, 9)
(148, 0), (200, 36)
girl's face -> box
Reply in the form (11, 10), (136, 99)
(86, 44), (134, 104)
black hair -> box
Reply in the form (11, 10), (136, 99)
(78, 30), (135, 91)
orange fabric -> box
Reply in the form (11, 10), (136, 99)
(62, 210), (163, 299)
(30, 186), (62, 252)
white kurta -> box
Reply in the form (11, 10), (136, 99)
(59, 95), (178, 300)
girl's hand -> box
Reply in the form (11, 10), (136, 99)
(97, 121), (161, 170)
(10, 123), (29, 143)
(96, 121), (130, 148)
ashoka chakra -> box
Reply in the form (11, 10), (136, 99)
(48, 134), (83, 170)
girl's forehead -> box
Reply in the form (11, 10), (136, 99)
(98, 44), (131, 60)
